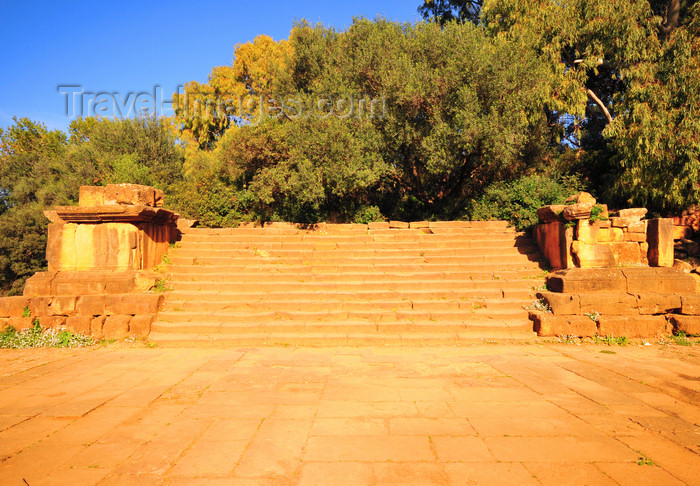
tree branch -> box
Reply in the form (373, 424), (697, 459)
(587, 89), (613, 124)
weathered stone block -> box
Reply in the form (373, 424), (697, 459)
(28, 297), (50, 317)
(566, 192), (597, 205)
(624, 232), (647, 243)
(0, 296), (30, 318)
(48, 296), (77, 316)
(154, 189), (165, 207)
(129, 316), (153, 337)
(618, 208), (648, 221)
(106, 294), (162, 315)
(670, 315), (700, 335)
(79, 186), (105, 207)
(103, 315), (131, 340)
(635, 293), (682, 315)
(546, 268), (626, 293)
(609, 227), (625, 242)
(75, 295), (106, 316)
(576, 220), (599, 244)
(562, 203), (593, 221)
(610, 242), (642, 266)
(389, 221), (409, 229)
(409, 221), (429, 229)
(647, 218), (674, 267)
(65, 316), (92, 334)
(536, 205), (566, 223)
(368, 222), (390, 230)
(674, 225), (692, 240)
(530, 312), (597, 337)
(680, 294), (700, 315)
(23, 272), (54, 296)
(597, 316), (670, 338)
(40, 316), (66, 329)
(579, 293), (639, 315)
(91, 316), (106, 339)
(104, 184), (156, 206)
(536, 292), (581, 315)
(571, 241), (615, 268)
(622, 267), (696, 293)
(8, 317), (34, 330)
(627, 221), (647, 234)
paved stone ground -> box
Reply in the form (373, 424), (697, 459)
(0, 343), (698, 485)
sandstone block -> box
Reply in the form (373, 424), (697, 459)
(176, 218), (197, 232)
(0, 296), (30, 318)
(680, 294), (700, 315)
(23, 272), (54, 296)
(622, 267), (696, 293)
(579, 293), (638, 315)
(670, 315), (700, 335)
(65, 316), (92, 334)
(618, 208), (648, 221)
(91, 316), (106, 339)
(576, 220), (599, 244)
(598, 228), (611, 242)
(535, 221), (572, 270)
(674, 225), (692, 240)
(566, 192), (597, 205)
(102, 315), (131, 340)
(40, 316), (66, 329)
(562, 203), (593, 221)
(627, 221), (647, 233)
(389, 221), (409, 229)
(536, 292), (581, 315)
(368, 222), (390, 230)
(28, 297), (50, 317)
(530, 312), (597, 337)
(48, 296), (77, 316)
(597, 316), (670, 338)
(610, 242), (642, 266)
(647, 218), (674, 267)
(104, 184), (156, 206)
(571, 241), (615, 268)
(106, 294), (163, 315)
(8, 317), (34, 331)
(79, 186), (106, 207)
(624, 232), (646, 243)
(546, 268), (626, 293)
(129, 315), (153, 337)
(609, 227), (625, 242)
(536, 205), (566, 223)
(76, 295), (106, 316)
(154, 189), (165, 207)
(409, 221), (430, 229)
(635, 293), (682, 315)
(43, 210), (66, 224)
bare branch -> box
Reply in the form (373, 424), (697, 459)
(586, 89), (613, 125)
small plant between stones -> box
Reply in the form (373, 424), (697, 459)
(636, 455), (654, 466)
(594, 335), (629, 346)
(0, 320), (94, 349)
(152, 279), (173, 293)
(584, 311), (600, 322)
(524, 298), (552, 313)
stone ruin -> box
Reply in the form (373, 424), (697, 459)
(530, 192), (700, 338)
(0, 184), (179, 339)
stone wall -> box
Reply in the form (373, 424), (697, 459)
(1, 184), (180, 339)
(530, 268), (700, 338)
(535, 193), (673, 269)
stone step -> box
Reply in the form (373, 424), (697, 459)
(165, 264), (542, 276)
(167, 279), (540, 292)
(161, 298), (529, 313)
(165, 289), (534, 302)
(156, 308), (528, 324)
(170, 244), (539, 255)
(147, 330), (537, 347)
(177, 233), (527, 245)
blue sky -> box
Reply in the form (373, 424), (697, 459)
(0, 0), (421, 132)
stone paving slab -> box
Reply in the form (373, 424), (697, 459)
(0, 344), (698, 485)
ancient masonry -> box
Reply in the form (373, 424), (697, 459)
(530, 192), (700, 338)
(0, 185), (698, 343)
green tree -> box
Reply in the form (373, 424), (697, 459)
(418, 0), (483, 24)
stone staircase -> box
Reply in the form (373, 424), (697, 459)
(149, 221), (547, 346)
